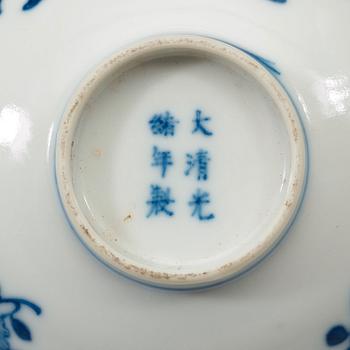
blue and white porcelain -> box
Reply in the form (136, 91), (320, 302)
(0, 0), (349, 349)
(55, 35), (306, 288)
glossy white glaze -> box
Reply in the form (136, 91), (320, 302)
(55, 35), (306, 288)
(0, 0), (349, 349)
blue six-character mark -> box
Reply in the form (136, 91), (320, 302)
(147, 109), (214, 221)
(149, 111), (179, 137)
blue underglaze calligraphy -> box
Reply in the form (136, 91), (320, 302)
(192, 110), (213, 136)
(149, 111), (179, 137)
(185, 149), (210, 181)
(151, 146), (173, 178)
(189, 189), (215, 221)
(146, 185), (175, 217)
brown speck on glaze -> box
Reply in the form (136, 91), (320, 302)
(285, 200), (292, 208)
(69, 99), (80, 115)
(80, 224), (89, 236)
(123, 213), (133, 223)
(71, 141), (75, 160)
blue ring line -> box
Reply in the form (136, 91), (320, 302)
(52, 34), (309, 291)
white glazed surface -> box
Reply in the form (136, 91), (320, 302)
(0, 0), (349, 349)
(56, 36), (306, 288)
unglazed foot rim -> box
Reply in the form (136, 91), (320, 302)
(55, 35), (307, 288)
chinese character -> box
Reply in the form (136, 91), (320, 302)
(151, 146), (173, 178)
(146, 185), (175, 217)
(185, 149), (210, 181)
(149, 111), (179, 136)
(192, 109), (213, 136)
(189, 189), (215, 221)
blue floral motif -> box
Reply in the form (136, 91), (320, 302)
(326, 324), (350, 348)
(151, 146), (173, 178)
(269, 0), (287, 3)
(185, 149), (211, 181)
(0, 0), (43, 14)
(22, 0), (43, 11)
(0, 320), (9, 350)
(0, 290), (41, 350)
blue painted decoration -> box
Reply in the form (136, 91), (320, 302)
(185, 149), (210, 181)
(192, 110), (213, 136)
(269, 0), (287, 3)
(146, 185), (175, 217)
(238, 46), (281, 75)
(22, 0), (43, 11)
(189, 189), (215, 221)
(0, 0), (43, 14)
(326, 324), (350, 348)
(152, 146), (173, 178)
(0, 290), (41, 350)
(218, 39), (281, 75)
(149, 111), (179, 137)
